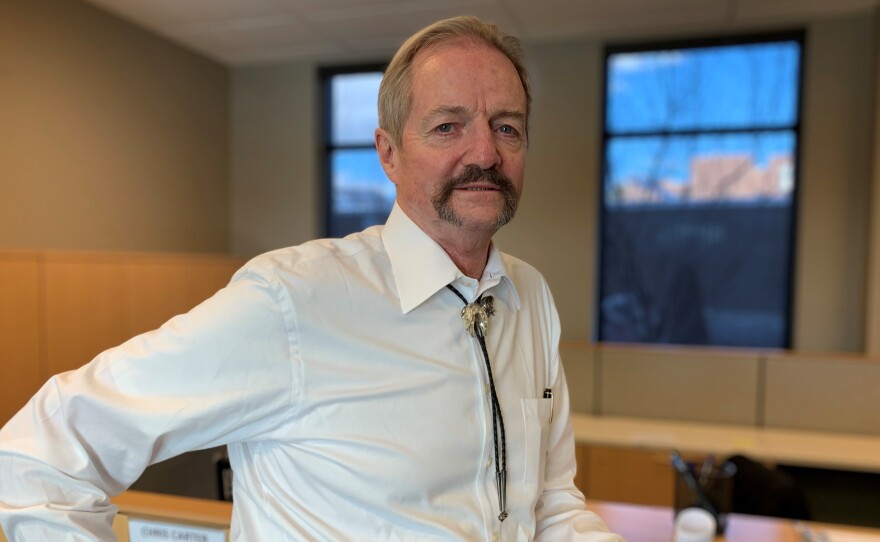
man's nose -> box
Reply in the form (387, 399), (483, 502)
(466, 123), (501, 170)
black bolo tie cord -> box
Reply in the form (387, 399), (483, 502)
(446, 284), (508, 522)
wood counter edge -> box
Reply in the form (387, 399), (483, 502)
(111, 490), (232, 528)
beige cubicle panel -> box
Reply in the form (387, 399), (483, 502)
(124, 259), (199, 337)
(44, 253), (129, 376)
(0, 253), (42, 424)
(122, 254), (242, 337)
(560, 343), (597, 414)
(597, 345), (760, 425)
(0, 250), (245, 428)
(764, 352), (880, 435)
(185, 258), (244, 310)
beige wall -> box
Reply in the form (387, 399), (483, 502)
(230, 64), (320, 255)
(865, 12), (880, 354)
(0, 0), (229, 254)
(794, 15), (876, 352)
(231, 12), (879, 353)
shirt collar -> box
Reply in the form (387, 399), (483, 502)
(381, 203), (520, 314)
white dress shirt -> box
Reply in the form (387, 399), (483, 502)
(0, 204), (621, 542)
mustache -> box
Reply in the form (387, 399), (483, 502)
(446, 165), (516, 191)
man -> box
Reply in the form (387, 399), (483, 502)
(0, 16), (621, 541)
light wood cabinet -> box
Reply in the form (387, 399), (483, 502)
(576, 443), (703, 507)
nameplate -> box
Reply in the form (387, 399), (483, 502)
(128, 517), (226, 542)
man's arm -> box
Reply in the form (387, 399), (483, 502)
(534, 364), (625, 541)
(0, 268), (297, 540)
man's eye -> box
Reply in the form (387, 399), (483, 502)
(498, 125), (518, 135)
(435, 123), (453, 133)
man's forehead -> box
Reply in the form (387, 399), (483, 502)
(409, 41), (526, 105)
(411, 38), (517, 82)
(412, 36), (487, 65)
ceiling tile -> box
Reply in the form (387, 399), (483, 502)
(83, 0), (286, 26)
(224, 41), (349, 64)
(502, 0), (729, 39)
(269, 0), (415, 11)
(734, 0), (880, 22)
(167, 15), (330, 56)
(308, 1), (521, 51)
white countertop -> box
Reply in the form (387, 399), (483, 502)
(571, 413), (880, 473)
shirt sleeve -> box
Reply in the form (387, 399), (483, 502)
(533, 362), (626, 542)
(0, 266), (298, 541)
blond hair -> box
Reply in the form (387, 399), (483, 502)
(378, 16), (531, 146)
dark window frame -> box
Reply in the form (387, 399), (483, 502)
(597, 30), (807, 348)
(320, 63), (388, 238)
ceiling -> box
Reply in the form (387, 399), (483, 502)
(79, 0), (879, 65)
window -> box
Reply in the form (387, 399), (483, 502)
(322, 66), (393, 238)
(598, 33), (804, 348)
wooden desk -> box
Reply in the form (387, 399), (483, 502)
(571, 413), (880, 512)
(112, 490), (232, 529)
(571, 413), (880, 473)
(589, 500), (880, 542)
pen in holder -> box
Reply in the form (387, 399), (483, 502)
(670, 450), (736, 534)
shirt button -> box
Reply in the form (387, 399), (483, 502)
(492, 534), (499, 542)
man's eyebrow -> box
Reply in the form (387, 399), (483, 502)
(424, 105), (469, 122)
(491, 109), (527, 124)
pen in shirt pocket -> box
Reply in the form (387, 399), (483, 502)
(543, 387), (553, 424)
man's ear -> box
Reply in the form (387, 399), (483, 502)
(375, 128), (399, 184)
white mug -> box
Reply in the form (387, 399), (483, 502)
(674, 507), (717, 542)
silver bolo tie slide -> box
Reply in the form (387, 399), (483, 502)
(461, 295), (494, 339)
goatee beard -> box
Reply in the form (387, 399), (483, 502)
(431, 165), (520, 229)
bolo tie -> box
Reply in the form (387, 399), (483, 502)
(446, 284), (508, 522)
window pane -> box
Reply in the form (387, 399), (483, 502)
(330, 72), (383, 146)
(599, 199), (793, 347)
(605, 131), (796, 205)
(329, 149), (394, 238)
(601, 134), (797, 347)
(607, 41), (800, 132)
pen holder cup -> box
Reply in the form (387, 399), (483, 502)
(673, 459), (736, 534)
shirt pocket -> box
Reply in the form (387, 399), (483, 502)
(519, 397), (551, 495)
